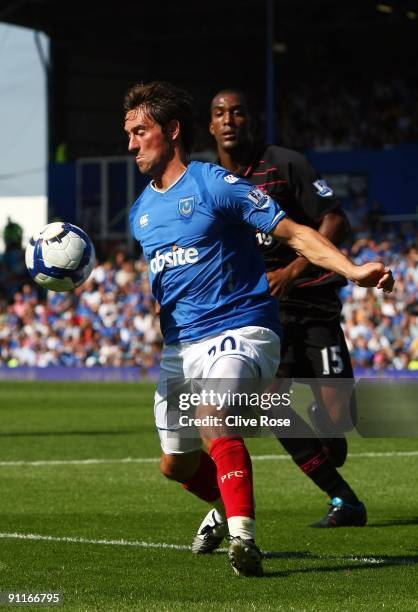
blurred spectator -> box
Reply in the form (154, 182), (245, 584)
(0, 218), (27, 302)
(3, 217), (23, 251)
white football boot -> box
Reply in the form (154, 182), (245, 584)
(192, 508), (228, 554)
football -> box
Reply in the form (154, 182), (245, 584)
(25, 222), (95, 292)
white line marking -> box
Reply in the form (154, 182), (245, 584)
(0, 450), (417, 467)
(0, 532), (416, 566)
(0, 457), (160, 467)
(0, 532), (190, 551)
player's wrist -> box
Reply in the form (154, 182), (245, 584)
(345, 263), (360, 283)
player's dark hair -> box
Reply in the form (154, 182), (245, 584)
(211, 88), (252, 115)
(124, 81), (196, 154)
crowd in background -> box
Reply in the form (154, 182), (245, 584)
(0, 212), (417, 372)
(340, 223), (418, 371)
(279, 77), (418, 151)
(0, 251), (161, 371)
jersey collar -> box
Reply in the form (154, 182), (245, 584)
(150, 166), (189, 194)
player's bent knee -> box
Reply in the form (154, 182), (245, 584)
(160, 450), (201, 482)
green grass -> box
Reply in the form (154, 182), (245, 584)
(0, 382), (417, 611)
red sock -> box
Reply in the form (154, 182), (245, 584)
(181, 450), (220, 503)
(209, 436), (255, 519)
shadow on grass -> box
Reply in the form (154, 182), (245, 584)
(261, 550), (418, 577)
(367, 517), (418, 527)
(214, 548), (418, 571)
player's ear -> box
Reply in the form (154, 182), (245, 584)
(209, 122), (215, 136)
(167, 119), (181, 143)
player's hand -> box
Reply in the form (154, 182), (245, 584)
(352, 262), (394, 292)
(376, 266), (395, 292)
(267, 267), (296, 297)
(267, 258), (310, 297)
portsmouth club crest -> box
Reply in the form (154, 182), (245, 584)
(178, 196), (196, 217)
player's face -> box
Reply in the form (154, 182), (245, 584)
(209, 92), (251, 151)
(124, 107), (172, 176)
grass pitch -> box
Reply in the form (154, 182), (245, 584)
(0, 382), (417, 611)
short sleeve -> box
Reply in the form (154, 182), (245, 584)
(285, 150), (340, 222)
(207, 164), (286, 233)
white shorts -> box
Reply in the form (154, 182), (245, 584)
(154, 326), (281, 454)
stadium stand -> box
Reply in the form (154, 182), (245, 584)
(341, 225), (418, 371)
(0, 221), (417, 371)
(0, 250), (162, 369)
(279, 77), (418, 151)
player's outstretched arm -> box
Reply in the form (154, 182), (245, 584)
(271, 217), (394, 292)
(267, 209), (350, 297)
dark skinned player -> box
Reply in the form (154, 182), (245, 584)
(206, 88), (366, 531)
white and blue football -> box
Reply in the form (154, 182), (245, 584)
(25, 222), (95, 292)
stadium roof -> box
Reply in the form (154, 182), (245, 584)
(2, 0), (417, 39)
(1, 0), (417, 159)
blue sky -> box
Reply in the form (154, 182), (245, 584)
(0, 22), (49, 197)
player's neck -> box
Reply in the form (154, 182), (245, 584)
(152, 152), (189, 191)
(218, 147), (251, 177)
